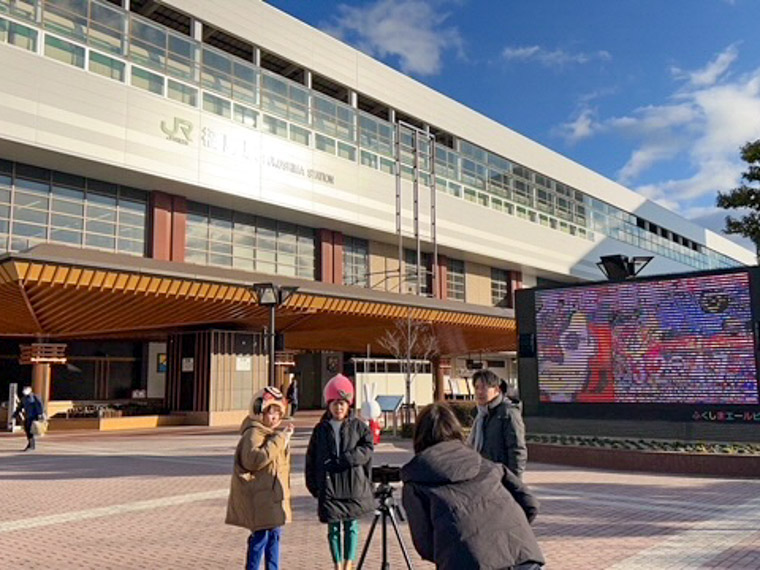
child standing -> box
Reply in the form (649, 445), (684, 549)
(305, 374), (375, 570)
(226, 386), (294, 570)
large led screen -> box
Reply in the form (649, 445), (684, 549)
(535, 272), (759, 404)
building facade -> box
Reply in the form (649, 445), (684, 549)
(0, 0), (753, 423)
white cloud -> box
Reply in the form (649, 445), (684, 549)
(554, 108), (599, 143)
(670, 44), (739, 88)
(502, 45), (612, 68)
(325, 0), (463, 76)
(558, 44), (760, 221)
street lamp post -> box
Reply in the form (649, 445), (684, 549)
(252, 283), (299, 386)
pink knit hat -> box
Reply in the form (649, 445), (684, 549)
(324, 374), (354, 405)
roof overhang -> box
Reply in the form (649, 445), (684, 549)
(0, 245), (516, 355)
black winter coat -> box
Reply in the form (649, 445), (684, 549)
(401, 440), (544, 570)
(305, 413), (375, 523)
(477, 398), (527, 478)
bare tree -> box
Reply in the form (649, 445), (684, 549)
(378, 315), (439, 426)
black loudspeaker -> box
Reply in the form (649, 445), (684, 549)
(274, 333), (285, 351)
(518, 333), (536, 358)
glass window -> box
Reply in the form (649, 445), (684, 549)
(202, 46), (232, 97)
(203, 92), (231, 118)
(315, 133), (336, 155)
(50, 228), (81, 245)
(43, 0), (87, 42)
(167, 79), (197, 106)
(88, 0), (125, 55)
(491, 268), (511, 307)
(343, 236), (369, 287)
(380, 157), (395, 174)
(167, 32), (197, 82)
(446, 258), (465, 301)
(129, 17), (166, 72)
(131, 66), (164, 95)
(44, 35), (85, 68)
(6, 20), (37, 51)
(313, 93), (355, 143)
(360, 150), (378, 169)
(85, 233), (115, 249)
(290, 124), (310, 146)
(263, 115), (287, 138)
(233, 104), (258, 129)
(337, 142), (356, 161)
(512, 179), (533, 207)
(536, 187), (553, 214)
(232, 61), (257, 106)
(403, 248), (432, 296)
(12, 222), (47, 239)
(89, 51), (125, 81)
(2, 0), (37, 22)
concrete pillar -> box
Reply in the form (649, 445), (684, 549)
(432, 356), (445, 402)
(32, 363), (51, 412)
(317, 229), (334, 283)
(149, 192), (173, 261)
(171, 195), (187, 262)
(332, 231), (344, 285)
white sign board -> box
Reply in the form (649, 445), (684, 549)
(236, 356), (252, 372)
(181, 357), (194, 373)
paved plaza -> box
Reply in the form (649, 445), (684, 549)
(1, 415), (759, 570)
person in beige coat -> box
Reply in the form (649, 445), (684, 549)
(226, 386), (294, 570)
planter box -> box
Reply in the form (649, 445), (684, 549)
(48, 415), (187, 432)
(528, 443), (760, 478)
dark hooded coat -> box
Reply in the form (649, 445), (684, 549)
(476, 397), (528, 478)
(401, 440), (544, 570)
(305, 412), (375, 523)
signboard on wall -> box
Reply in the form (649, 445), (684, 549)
(181, 357), (194, 373)
(236, 356), (252, 372)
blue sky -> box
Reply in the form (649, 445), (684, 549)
(267, 0), (760, 250)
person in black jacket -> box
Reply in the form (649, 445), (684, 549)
(13, 386), (44, 451)
(305, 374), (374, 570)
(402, 403), (544, 570)
(286, 376), (299, 417)
(469, 369), (528, 478)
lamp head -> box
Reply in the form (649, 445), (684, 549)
(252, 282), (278, 305)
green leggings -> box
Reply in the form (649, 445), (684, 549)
(328, 519), (360, 563)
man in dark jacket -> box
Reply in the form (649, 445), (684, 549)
(13, 386), (44, 451)
(402, 403), (544, 570)
(469, 369), (527, 478)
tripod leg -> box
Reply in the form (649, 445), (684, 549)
(356, 512), (381, 570)
(387, 509), (415, 570)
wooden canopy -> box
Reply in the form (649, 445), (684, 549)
(0, 245), (516, 355)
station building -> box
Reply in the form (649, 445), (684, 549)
(0, 0), (753, 425)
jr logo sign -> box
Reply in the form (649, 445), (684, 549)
(161, 117), (193, 145)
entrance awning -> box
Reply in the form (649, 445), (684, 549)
(0, 245), (516, 355)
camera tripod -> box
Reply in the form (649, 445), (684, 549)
(357, 483), (414, 570)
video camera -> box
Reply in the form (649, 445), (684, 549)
(371, 464), (402, 484)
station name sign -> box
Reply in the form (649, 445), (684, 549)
(264, 156), (335, 185)
(160, 117), (335, 185)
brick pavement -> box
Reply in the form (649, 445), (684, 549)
(1, 416), (759, 569)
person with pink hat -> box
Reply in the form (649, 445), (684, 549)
(305, 374), (375, 570)
(226, 386), (294, 570)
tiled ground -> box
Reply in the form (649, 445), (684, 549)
(1, 412), (759, 569)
